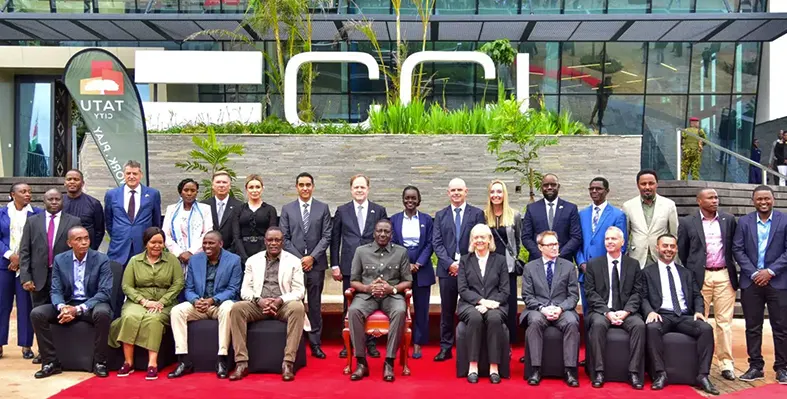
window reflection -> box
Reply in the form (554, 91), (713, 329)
(606, 0), (647, 13)
(523, 0), (563, 14)
(643, 95), (687, 180)
(601, 95), (644, 135)
(562, 0), (605, 14)
(604, 42), (646, 94)
(734, 43), (760, 94)
(519, 42), (560, 96)
(651, 0), (691, 13)
(690, 43), (734, 94)
(560, 42), (604, 95)
(15, 81), (52, 177)
(478, 0), (518, 14)
(695, 0), (735, 12)
(647, 42), (690, 93)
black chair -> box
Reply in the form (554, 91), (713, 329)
(455, 320), (510, 378)
(647, 332), (698, 385)
(107, 327), (177, 371)
(585, 328), (644, 382)
(246, 320), (307, 373)
(523, 325), (572, 378)
(187, 319), (235, 372)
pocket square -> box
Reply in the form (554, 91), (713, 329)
(559, 205), (564, 209)
(370, 210), (375, 214)
(145, 193), (150, 198)
(421, 224), (425, 228)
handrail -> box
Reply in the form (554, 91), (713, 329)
(0, 0), (11, 12)
(677, 128), (787, 183)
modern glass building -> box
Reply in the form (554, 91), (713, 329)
(0, 0), (785, 184)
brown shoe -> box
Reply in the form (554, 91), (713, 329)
(229, 362), (249, 381)
(282, 361), (295, 382)
(383, 362), (395, 382)
(350, 363), (369, 381)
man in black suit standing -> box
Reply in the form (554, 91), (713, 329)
(280, 172), (332, 359)
(585, 226), (645, 390)
(521, 173), (582, 262)
(677, 188), (738, 381)
(432, 178), (486, 362)
(332, 174), (387, 358)
(202, 171), (243, 251)
(641, 234), (719, 395)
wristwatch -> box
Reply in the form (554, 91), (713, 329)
(392, 287), (398, 295)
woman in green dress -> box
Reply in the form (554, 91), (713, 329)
(109, 226), (184, 380)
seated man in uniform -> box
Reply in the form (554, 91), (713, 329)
(347, 219), (412, 382)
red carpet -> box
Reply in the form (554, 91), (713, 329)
(51, 345), (703, 399)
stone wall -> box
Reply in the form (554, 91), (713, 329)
(79, 134), (642, 214)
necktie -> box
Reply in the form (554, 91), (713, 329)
(302, 203), (310, 233)
(454, 208), (462, 251)
(666, 265), (682, 316)
(217, 201), (225, 224)
(357, 205), (365, 234)
(546, 260), (554, 289)
(47, 214), (56, 267)
(611, 260), (621, 310)
(547, 202), (555, 230)
(128, 189), (136, 222)
(592, 206), (601, 234)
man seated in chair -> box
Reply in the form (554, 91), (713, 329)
(30, 226), (113, 378)
(584, 226), (645, 390)
(168, 231), (242, 379)
(227, 227), (306, 382)
(641, 233), (719, 395)
(347, 219), (412, 382)
(520, 230), (580, 387)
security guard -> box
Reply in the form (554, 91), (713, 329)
(681, 117), (707, 180)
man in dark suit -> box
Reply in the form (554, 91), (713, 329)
(432, 178), (486, 361)
(280, 172), (332, 359)
(520, 230), (580, 387)
(641, 234), (718, 394)
(29, 226), (113, 378)
(332, 174), (387, 358)
(104, 160), (162, 266)
(202, 171), (243, 251)
(678, 188), (738, 381)
(732, 185), (787, 384)
(585, 226), (644, 390)
(522, 173), (582, 263)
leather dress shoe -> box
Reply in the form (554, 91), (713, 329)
(311, 346), (326, 359)
(167, 362), (194, 379)
(528, 368), (542, 386)
(467, 372), (479, 384)
(433, 349), (452, 361)
(350, 363), (369, 381)
(35, 362), (62, 379)
(592, 372), (604, 388)
(229, 363), (249, 381)
(651, 372), (667, 390)
(697, 375), (720, 395)
(339, 347), (348, 359)
(721, 370), (736, 381)
(489, 373), (501, 384)
(216, 361), (229, 379)
(383, 362), (395, 382)
(519, 355), (525, 363)
(94, 363), (109, 378)
(565, 369), (579, 387)
(0, 346), (4, 358)
(367, 344), (381, 358)
(21, 348), (34, 360)
(32, 354), (42, 364)
(282, 361), (295, 382)
(630, 373), (644, 390)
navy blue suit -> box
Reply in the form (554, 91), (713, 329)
(521, 198), (582, 262)
(732, 210), (787, 371)
(184, 250), (242, 304)
(104, 184), (162, 266)
(0, 205), (41, 348)
(391, 211), (434, 346)
(432, 203), (486, 350)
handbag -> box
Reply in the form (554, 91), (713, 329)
(491, 226), (526, 275)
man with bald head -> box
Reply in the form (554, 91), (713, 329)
(432, 178), (486, 361)
(678, 188), (738, 380)
(30, 226), (113, 378)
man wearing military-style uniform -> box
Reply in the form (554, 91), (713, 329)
(681, 117), (707, 180)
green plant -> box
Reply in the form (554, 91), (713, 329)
(479, 39), (516, 66)
(174, 126), (246, 199)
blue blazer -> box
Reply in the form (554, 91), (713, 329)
(576, 204), (628, 269)
(104, 185), (162, 265)
(432, 204), (486, 279)
(184, 249), (242, 304)
(522, 198), (582, 262)
(0, 205), (42, 270)
(50, 249), (113, 311)
(733, 210), (787, 291)
(390, 211), (435, 287)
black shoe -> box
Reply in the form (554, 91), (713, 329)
(433, 349), (452, 361)
(0, 346), (4, 358)
(32, 354), (42, 364)
(94, 363), (108, 378)
(630, 373), (643, 390)
(167, 362), (194, 379)
(21, 347), (34, 360)
(697, 375), (720, 395)
(217, 360), (228, 379)
(366, 344), (381, 358)
(528, 368), (541, 386)
(489, 373), (501, 384)
(565, 369), (579, 387)
(651, 372), (667, 390)
(777, 369), (787, 385)
(350, 363), (369, 381)
(34, 362), (62, 379)
(739, 367), (765, 381)
(339, 347), (348, 359)
(592, 372), (604, 388)
(721, 370), (736, 381)
(467, 372), (479, 384)
(311, 345), (326, 359)
(519, 355), (525, 363)
(579, 359), (586, 366)
(383, 362), (395, 382)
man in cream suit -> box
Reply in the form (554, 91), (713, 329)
(622, 170), (679, 268)
(227, 227), (308, 382)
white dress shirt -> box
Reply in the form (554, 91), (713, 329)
(123, 184), (142, 213)
(401, 212), (421, 249)
(541, 256), (558, 275)
(452, 202), (467, 261)
(607, 253), (622, 309)
(215, 196), (228, 222)
(592, 201), (608, 219)
(45, 211), (62, 238)
(657, 260), (687, 313)
(477, 252), (489, 278)
(298, 197), (313, 222)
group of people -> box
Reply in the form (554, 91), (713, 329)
(0, 161), (785, 393)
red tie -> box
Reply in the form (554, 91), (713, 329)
(47, 214), (56, 267)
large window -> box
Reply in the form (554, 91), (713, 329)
(14, 78), (53, 177)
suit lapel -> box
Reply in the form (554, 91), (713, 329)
(678, 266), (691, 308)
(766, 212), (780, 249)
(278, 254), (287, 292)
(652, 265), (663, 305)
(553, 199), (563, 229)
(362, 203), (376, 236)
(82, 251), (93, 292)
(468, 255), (483, 287)
(601, 259), (611, 302)
(693, 214), (707, 248)
(592, 206), (611, 239)
(719, 214), (729, 246)
(459, 206), (473, 239)
(534, 258), (549, 295)
(54, 215), (70, 245)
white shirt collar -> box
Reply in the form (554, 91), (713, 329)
(6, 202), (33, 214)
(403, 212), (419, 220)
(592, 201), (608, 213)
(354, 199), (369, 210)
(73, 252), (87, 264)
(452, 202), (466, 213)
(607, 253), (622, 264)
(542, 256), (557, 264)
(124, 184), (141, 194)
(47, 211), (62, 218)
(215, 196), (228, 206)
(298, 197), (313, 208)
(545, 196), (560, 206)
(658, 259), (676, 269)
(476, 251), (489, 262)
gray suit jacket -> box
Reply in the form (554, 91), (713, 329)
(19, 212), (82, 291)
(519, 257), (579, 324)
(279, 199), (332, 272)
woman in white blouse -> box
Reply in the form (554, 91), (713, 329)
(163, 178), (213, 270)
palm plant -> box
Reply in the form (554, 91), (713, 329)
(175, 126), (246, 199)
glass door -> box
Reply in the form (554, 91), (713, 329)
(14, 77), (54, 177)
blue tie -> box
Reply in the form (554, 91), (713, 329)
(546, 261), (554, 289)
(454, 208), (462, 252)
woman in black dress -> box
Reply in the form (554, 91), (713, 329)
(233, 174), (277, 265)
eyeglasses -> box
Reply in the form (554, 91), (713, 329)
(539, 242), (559, 248)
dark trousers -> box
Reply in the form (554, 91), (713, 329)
(645, 311), (714, 376)
(506, 273), (518, 344)
(30, 268), (52, 308)
(587, 312), (645, 373)
(439, 276), (459, 350)
(459, 307), (506, 364)
(411, 284), (431, 346)
(30, 302), (112, 365)
(343, 275), (374, 347)
(741, 283), (787, 371)
(525, 310), (580, 367)
(0, 270), (34, 347)
(304, 269), (325, 347)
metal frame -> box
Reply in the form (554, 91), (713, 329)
(13, 75), (56, 177)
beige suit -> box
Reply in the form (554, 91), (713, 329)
(622, 194), (679, 268)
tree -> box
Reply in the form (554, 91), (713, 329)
(175, 126), (246, 200)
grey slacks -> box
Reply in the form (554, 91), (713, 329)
(348, 295), (406, 359)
